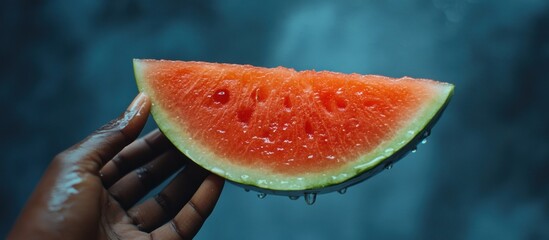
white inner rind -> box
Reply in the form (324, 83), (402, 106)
(134, 59), (454, 191)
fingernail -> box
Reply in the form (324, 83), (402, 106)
(98, 93), (149, 132)
(127, 92), (148, 115)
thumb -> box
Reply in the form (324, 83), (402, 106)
(60, 92), (151, 173)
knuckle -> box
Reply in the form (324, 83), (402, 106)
(127, 210), (147, 232)
(154, 192), (171, 213)
(187, 200), (206, 222)
(170, 219), (188, 239)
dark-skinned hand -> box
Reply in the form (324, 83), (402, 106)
(9, 93), (224, 240)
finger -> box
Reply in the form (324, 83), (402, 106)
(150, 174), (224, 240)
(126, 162), (209, 232)
(108, 150), (186, 209)
(100, 129), (174, 188)
(55, 93), (151, 173)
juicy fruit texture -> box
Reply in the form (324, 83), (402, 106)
(134, 59), (454, 193)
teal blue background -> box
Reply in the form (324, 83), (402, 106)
(2, 0), (548, 239)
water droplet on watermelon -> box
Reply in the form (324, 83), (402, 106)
(307, 155), (314, 159)
(338, 187), (347, 194)
(326, 155), (335, 160)
(212, 89), (230, 104)
(241, 175), (250, 180)
(423, 130), (431, 137)
(289, 196), (299, 200)
(257, 179), (268, 185)
(304, 193), (317, 205)
(385, 163), (394, 170)
(421, 138), (428, 144)
(211, 167), (225, 175)
(257, 193), (267, 199)
(217, 129), (226, 134)
(411, 147), (417, 153)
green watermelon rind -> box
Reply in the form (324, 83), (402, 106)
(134, 59), (454, 195)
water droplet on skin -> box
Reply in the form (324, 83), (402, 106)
(385, 163), (393, 170)
(289, 196), (299, 200)
(304, 193), (317, 205)
(257, 193), (267, 199)
(338, 187), (347, 194)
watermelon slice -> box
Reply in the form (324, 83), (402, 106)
(134, 59), (453, 198)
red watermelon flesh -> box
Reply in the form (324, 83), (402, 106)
(134, 59), (454, 193)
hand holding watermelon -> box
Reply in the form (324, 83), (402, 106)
(9, 93), (224, 239)
(9, 59), (454, 238)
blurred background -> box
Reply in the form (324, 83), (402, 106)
(2, 0), (548, 239)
